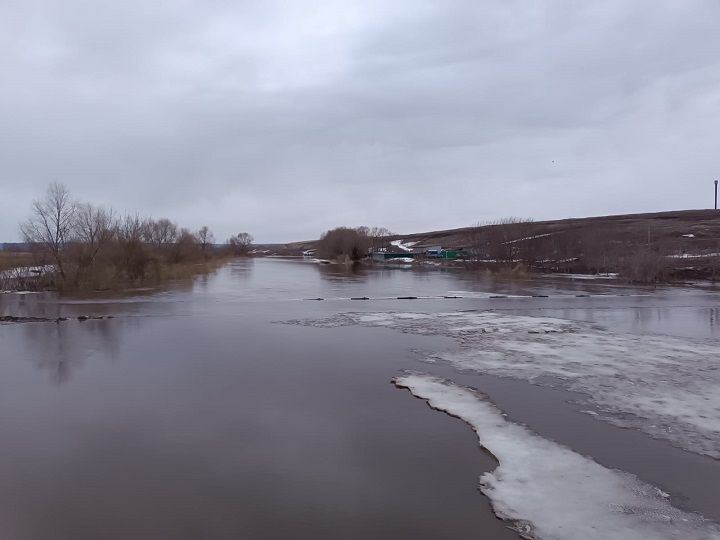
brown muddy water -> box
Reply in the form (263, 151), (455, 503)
(0, 258), (719, 539)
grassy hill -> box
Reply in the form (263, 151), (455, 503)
(281, 209), (720, 280)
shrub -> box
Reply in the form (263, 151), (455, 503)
(318, 227), (371, 262)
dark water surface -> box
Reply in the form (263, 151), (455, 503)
(1, 259), (719, 539)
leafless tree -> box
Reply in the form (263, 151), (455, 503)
(74, 204), (115, 256)
(196, 226), (215, 255)
(16, 184), (233, 289)
(368, 226), (393, 253)
(226, 232), (254, 255)
(144, 218), (178, 246)
(20, 182), (76, 279)
(66, 203), (117, 282)
(170, 228), (202, 263)
(318, 227), (371, 261)
(115, 214), (151, 279)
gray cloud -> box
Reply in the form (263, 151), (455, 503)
(1, 0), (719, 242)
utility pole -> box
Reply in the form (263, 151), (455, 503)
(715, 180), (718, 210)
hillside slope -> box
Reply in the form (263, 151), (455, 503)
(280, 210), (720, 280)
(286, 210), (718, 253)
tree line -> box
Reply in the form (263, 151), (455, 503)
(317, 226), (393, 262)
(20, 183), (253, 290)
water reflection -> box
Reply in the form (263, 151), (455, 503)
(3, 258), (720, 390)
(228, 257), (255, 280)
(1, 258), (720, 539)
(26, 323), (84, 384)
(17, 318), (127, 384)
(317, 261), (370, 282)
(709, 307), (719, 330)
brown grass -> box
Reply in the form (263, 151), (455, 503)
(54, 254), (236, 293)
(0, 252), (34, 271)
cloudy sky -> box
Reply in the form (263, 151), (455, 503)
(1, 1), (719, 242)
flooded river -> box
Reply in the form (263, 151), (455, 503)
(1, 258), (719, 539)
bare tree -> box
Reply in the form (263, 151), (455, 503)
(318, 227), (371, 261)
(74, 204), (115, 258)
(196, 226), (215, 255)
(66, 203), (117, 282)
(355, 226), (393, 254)
(114, 214), (151, 279)
(144, 218), (178, 246)
(20, 182), (76, 279)
(226, 232), (254, 255)
(170, 228), (202, 263)
(369, 226), (393, 253)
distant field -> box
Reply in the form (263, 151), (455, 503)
(394, 209), (720, 249)
(0, 252), (33, 271)
(278, 209), (720, 280)
(284, 209), (720, 254)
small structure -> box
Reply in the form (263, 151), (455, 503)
(370, 242), (464, 261)
(412, 244), (442, 257)
(371, 246), (416, 261)
(410, 244), (463, 259)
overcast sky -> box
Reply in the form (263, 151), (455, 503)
(1, 1), (719, 243)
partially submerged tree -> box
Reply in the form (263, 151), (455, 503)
(68, 203), (116, 282)
(170, 228), (203, 263)
(226, 232), (254, 255)
(20, 182), (76, 279)
(318, 227), (371, 261)
(196, 226), (215, 256)
(116, 214), (151, 279)
(17, 184), (241, 290)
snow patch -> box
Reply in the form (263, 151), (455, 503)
(390, 240), (417, 252)
(395, 374), (720, 540)
(0, 265), (52, 279)
(502, 233), (553, 245)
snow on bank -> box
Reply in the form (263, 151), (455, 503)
(292, 311), (720, 458)
(390, 240), (417, 252)
(394, 374), (720, 540)
(0, 265), (52, 280)
(502, 233), (553, 245)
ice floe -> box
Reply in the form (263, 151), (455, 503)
(544, 272), (619, 280)
(394, 374), (720, 540)
(291, 311), (720, 458)
(667, 253), (720, 259)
